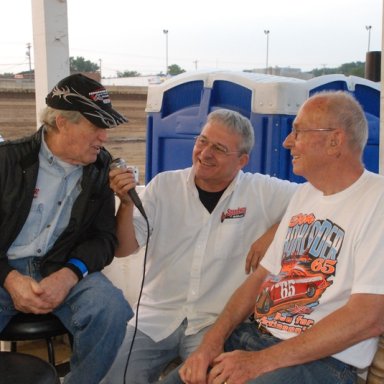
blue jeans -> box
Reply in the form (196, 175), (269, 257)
(101, 319), (210, 384)
(161, 322), (357, 384)
(0, 257), (133, 384)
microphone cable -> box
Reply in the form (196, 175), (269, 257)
(122, 204), (150, 384)
(109, 157), (150, 383)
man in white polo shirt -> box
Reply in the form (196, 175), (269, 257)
(102, 108), (297, 383)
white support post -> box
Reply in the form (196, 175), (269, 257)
(31, 0), (70, 129)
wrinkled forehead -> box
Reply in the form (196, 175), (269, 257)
(293, 98), (330, 128)
(200, 120), (232, 137)
(200, 122), (242, 148)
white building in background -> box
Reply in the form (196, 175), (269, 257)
(102, 76), (165, 87)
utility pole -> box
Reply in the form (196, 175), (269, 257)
(264, 30), (270, 74)
(321, 64), (327, 75)
(163, 30), (169, 76)
(26, 42), (32, 73)
(366, 25), (372, 51)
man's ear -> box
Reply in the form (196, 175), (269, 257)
(327, 129), (343, 155)
(55, 114), (66, 130)
(239, 153), (249, 169)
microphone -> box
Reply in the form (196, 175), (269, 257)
(110, 158), (147, 219)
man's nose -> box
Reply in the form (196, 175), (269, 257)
(283, 132), (294, 149)
(98, 129), (108, 142)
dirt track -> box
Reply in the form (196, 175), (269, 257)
(0, 89), (148, 184)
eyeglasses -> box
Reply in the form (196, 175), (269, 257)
(290, 128), (336, 140)
(194, 135), (240, 156)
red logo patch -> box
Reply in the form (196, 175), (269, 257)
(221, 207), (247, 222)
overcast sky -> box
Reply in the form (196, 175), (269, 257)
(1, 0), (382, 77)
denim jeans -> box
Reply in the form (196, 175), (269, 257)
(100, 319), (210, 384)
(161, 322), (357, 384)
(0, 256), (133, 384)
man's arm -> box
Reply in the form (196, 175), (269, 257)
(114, 201), (140, 257)
(110, 168), (140, 257)
(206, 293), (384, 384)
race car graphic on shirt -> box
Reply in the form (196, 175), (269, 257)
(255, 213), (344, 334)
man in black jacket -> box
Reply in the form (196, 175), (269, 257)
(0, 74), (133, 383)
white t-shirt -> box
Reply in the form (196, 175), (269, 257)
(258, 170), (384, 369)
(132, 167), (297, 342)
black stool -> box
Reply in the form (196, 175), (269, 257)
(0, 313), (72, 367)
(0, 351), (60, 384)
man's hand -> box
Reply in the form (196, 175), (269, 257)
(4, 268), (78, 314)
(179, 341), (223, 384)
(109, 167), (137, 206)
(245, 223), (279, 274)
(208, 350), (263, 384)
(4, 270), (53, 313)
(38, 268), (78, 308)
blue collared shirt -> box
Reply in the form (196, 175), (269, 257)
(7, 130), (83, 259)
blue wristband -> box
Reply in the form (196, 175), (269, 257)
(67, 258), (88, 278)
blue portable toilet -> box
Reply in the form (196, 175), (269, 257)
(145, 70), (380, 184)
(145, 71), (212, 182)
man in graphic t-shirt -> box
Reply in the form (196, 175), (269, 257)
(175, 91), (384, 384)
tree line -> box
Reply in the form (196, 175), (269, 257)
(0, 56), (366, 79)
(69, 56), (367, 78)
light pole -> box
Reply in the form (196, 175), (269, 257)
(264, 30), (270, 74)
(163, 29), (169, 76)
(365, 25), (372, 52)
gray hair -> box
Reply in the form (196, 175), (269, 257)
(206, 109), (255, 154)
(309, 91), (368, 152)
(40, 106), (83, 132)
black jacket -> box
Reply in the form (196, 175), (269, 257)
(0, 127), (117, 286)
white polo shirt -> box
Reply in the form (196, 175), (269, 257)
(132, 167), (297, 342)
